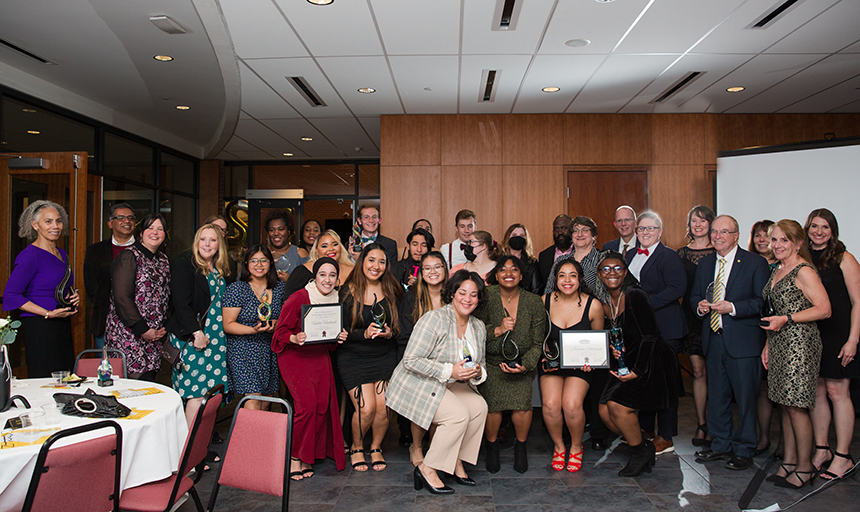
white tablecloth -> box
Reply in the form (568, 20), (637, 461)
(0, 378), (188, 512)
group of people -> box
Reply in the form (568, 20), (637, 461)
(4, 199), (857, 493)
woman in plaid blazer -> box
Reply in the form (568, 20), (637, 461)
(387, 270), (489, 494)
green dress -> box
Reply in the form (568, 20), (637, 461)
(474, 285), (546, 412)
(171, 270), (229, 399)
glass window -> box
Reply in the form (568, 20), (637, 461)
(0, 97), (95, 158)
(159, 192), (196, 259)
(160, 152), (195, 194)
(224, 165), (249, 198)
(358, 164), (380, 197)
(104, 133), (153, 184)
(253, 164), (355, 196)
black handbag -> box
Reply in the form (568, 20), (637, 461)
(53, 388), (131, 418)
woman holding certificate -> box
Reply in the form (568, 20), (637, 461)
(273, 257), (348, 480)
(594, 251), (679, 477)
(338, 243), (403, 472)
(387, 270), (488, 495)
(474, 255), (546, 474)
(540, 255), (604, 472)
(223, 244), (284, 411)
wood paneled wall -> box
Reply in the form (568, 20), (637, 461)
(381, 113), (860, 251)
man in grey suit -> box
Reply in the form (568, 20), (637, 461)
(691, 215), (770, 470)
(601, 205), (639, 256)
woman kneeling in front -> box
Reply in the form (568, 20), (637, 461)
(387, 270), (489, 494)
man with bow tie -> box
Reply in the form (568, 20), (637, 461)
(440, 209), (476, 270)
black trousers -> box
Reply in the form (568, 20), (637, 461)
(21, 316), (74, 378)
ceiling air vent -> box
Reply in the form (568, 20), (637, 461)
(479, 69), (500, 102)
(0, 37), (55, 65)
(492, 0), (522, 31)
(747, 0), (804, 29)
(650, 71), (705, 104)
(287, 76), (327, 107)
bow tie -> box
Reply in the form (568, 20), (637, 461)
(637, 248), (649, 256)
(460, 243), (467, 251)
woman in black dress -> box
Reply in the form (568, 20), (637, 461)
(805, 209), (860, 480)
(595, 251), (680, 477)
(540, 255), (604, 472)
(338, 243), (403, 471)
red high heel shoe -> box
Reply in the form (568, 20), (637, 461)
(551, 449), (566, 471)
(567, 445), (584, 473)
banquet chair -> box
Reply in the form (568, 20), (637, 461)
(22, 420), (123, 512)
(118, 384), (225, 512)
(207, 395), (294, 512)
(74, 348), (128, 379)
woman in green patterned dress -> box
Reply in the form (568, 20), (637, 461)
(166, 224), (232, 426)
(474, 255), (545, 473)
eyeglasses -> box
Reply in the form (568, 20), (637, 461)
(249, 258), (270, 265)
(360, 215), (379, 221)
(599, 265), (626, 275)
(636, 226), (660, 233)
(422, 264), (444, 273)
(572, 228), (591, 234)
(112, 215), (135, 222)
(710, 229), (738, 237)
(468, 240), (482, 246)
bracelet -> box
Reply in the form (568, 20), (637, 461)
(45, 311), (50, 320)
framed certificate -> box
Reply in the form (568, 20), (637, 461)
(301, 303), (343, 344)
(559, 330), (610, 369)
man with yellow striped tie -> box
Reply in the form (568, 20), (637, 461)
(690, 215), (771, 471)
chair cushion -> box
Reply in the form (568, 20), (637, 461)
(118, 474), (194, 512)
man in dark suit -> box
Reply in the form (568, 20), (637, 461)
(536, 214), (573, 294)
(601, 205), (640, 255)
(691, 215), (769, 470)
(626, 211), (687, 455)
(348, 204), (398, 263)
(83, 203), (136, 348)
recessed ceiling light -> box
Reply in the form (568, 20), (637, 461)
(283, 152), (294, 157)
(1, 141), (8, 144)
(301, 137), (313, 141)
(27, 130), (40, 135)
(306, 0), (334, 4)
(153, 55), (174, 62)
(22, 108), (37, 113)
(726, 86), (745, 93)
(357, 88), (376, 94)
(565, 39), (591, 48)
(594, 0), (616, 3)
(542, 87), (561, 93)
(175, 105), (190, 110)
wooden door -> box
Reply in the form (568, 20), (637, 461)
(566, 168), (648, 248)
(1, 152), (90, 376)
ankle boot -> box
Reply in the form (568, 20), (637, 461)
(514, 439), (528, 473)
(486, 440), (501, 473)
(619, 440), (654, 477)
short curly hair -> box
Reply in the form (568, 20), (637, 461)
(442, 270), (487, 308)
(18, 200), (69, 241)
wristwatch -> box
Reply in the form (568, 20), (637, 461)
(786, 314), (794, 325)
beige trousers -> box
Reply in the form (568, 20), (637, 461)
(423, 381), (488, 474)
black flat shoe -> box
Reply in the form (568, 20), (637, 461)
(726, 455), (752, 471)
(695, 449), (731, 463)
(452, 474), (476, 486)
(754, 441), (771, 457)
(414, 467), (454, 494)
(591, 438), (608, 451)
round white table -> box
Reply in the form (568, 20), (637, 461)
(0, 378), (188, 512)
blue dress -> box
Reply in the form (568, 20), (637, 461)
(223, 281), (284, 394)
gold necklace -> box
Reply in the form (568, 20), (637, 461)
(609, 292), (624, 324)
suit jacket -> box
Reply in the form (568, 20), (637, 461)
(165, 252), (215, 341)
(386, 304), (487, 430)
(690, 248), (769, 358)
(83, 238), (117, 337)
(626, 242), (688, 340)
(374, 234), (399, 265)
(601, 237), (640, 254)
(537, 245), (571, 294)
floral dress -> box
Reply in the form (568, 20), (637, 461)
(223, 281), (284, 394)
(171, 271), (229, 398)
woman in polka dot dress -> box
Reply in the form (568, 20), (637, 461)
(166, 223), (232, 425)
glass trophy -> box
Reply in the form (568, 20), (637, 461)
(543, 337), (560, 371)
(352, 222), (363, 252)
(463, 344), (476, 369)
(55, 261), (77, 311)
(97, 347), (113, 387)
(705, 281), (718, 306)
(370, 293), (386, 329)
(257, 290), (272, 323)
(501, 307), (520, 368)
(609, 325), (630, 376)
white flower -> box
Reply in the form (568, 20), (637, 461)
(0, 319), (8, 328)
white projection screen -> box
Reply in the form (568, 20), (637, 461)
(716, 138), (860, 252)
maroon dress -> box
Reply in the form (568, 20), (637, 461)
(272, 289), (346, 470)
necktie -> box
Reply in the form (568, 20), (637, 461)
(710, 258), (726, 332)
(637, 247), (649, 256)
(622, 243), (629, 255)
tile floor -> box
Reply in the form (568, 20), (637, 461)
(177, 391), (860, 512)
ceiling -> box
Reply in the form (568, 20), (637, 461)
(1, 0), (858, 161)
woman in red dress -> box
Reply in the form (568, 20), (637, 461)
(272, 257), (348, 480)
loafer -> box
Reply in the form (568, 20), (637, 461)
(694, 449), (731, 463)
(726, 455), (753, 471)
(591, 438), (608, 451)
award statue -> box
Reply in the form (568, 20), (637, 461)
(257, 289), (272, 323)
(97, 347), (113, 387)
(55, 260), (77, 311)
(370, 293), (386, 329)
(463, 343), (476, 369)
(609, 325), (630, 376)
(760, 289), (775, 326)
(352, 221), (363, 253)
(542, 310), (560, 370)
(501, 307), (521, 368)
(705, 281), (718, 307)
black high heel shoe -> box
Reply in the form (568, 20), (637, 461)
(414, 466), (454, 494)
(452, 474), (476, 486)
(774, 470), (815, 489)
(765, 463), (796, 483)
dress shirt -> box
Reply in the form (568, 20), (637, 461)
(553, 245), (573, 262)
(441, 239), (469, 269)
(615, 237), (636, 256)
(628, 242), (658, 281)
